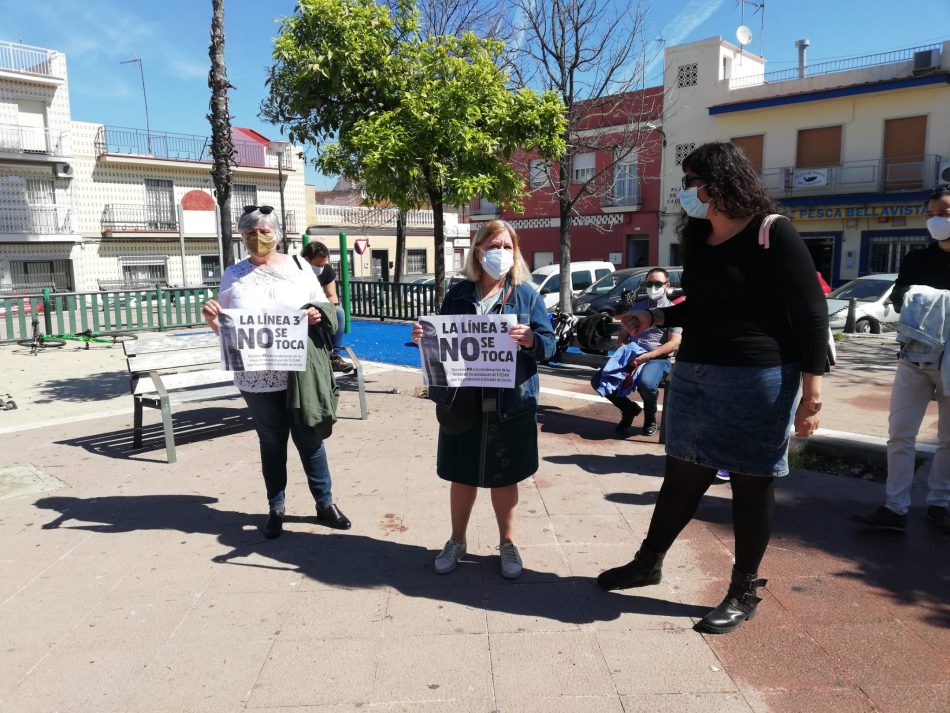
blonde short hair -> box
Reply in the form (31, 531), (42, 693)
(462, 219), (532, 285)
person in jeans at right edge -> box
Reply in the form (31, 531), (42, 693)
(854, 184), (950, 534)
(301, 241), (354, 373)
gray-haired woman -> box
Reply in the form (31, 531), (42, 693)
(201, 205), (351, 538)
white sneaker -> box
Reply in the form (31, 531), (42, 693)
(434, 539), (466, 574)
(498, 542), (523, 579)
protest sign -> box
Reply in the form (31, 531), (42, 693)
(418, 314), (518, 388)
(218, 309), (309, 371)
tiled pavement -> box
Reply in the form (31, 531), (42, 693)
(0, 336), (947, 712)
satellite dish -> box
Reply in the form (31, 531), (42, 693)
(736, 25), (752, 46)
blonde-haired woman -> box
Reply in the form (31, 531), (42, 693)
(412, 220), (555, 578)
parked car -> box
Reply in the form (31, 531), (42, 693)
(0, 296), (45, 318)
(572, 266), (684, 315)
(532, 261), (615, 310)
(826, 273), (899, 333)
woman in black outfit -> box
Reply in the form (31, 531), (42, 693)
(597, 142), (828, 634)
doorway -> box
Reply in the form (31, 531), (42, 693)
(371, 249), (390, 281)
(802, 235), (835, 285)
(626, 237), (649, 268)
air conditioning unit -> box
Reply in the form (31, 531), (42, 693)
(938, 160), (950, 185)
(53, 162), (74, 179)
(913, 49), (941, 75)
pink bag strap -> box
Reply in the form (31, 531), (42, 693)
(758, 213), (786, 250)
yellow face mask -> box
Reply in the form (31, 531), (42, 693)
(243, 230), (276, 257)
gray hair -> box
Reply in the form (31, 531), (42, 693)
(237, 208), (282, 238)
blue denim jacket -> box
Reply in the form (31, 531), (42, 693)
(428, 278), (556, 421)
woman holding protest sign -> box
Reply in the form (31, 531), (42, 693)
(411, 219), (555, 579)
(201, 205), (351, 539)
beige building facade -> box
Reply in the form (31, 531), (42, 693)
(658, 36), (950, 285)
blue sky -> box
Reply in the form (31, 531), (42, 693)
(2, 0), (946, 189)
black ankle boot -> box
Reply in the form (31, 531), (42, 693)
(694, 567), (767, 634)
(597, 544), (665, 591)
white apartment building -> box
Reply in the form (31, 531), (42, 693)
(0, 39), (308, 294)
(657, 36), (950, 285)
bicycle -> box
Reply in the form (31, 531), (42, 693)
(17, 318), (137, 355)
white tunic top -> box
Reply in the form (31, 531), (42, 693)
(217, 257), (327, 392)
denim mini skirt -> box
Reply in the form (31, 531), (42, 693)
(664, 362), (801, 477)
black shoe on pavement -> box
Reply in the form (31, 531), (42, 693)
(317, 503), (352, 530)
(642, 418), (657, 437)
(597, 544), (665, 591)
(852, 506), (907, 533)
(614, 401), (642, 433)
(263, 510), (284, 539)
(331, 355), (354, 373)
(694, 567), (767, 635)
(926, 505), (950, 533)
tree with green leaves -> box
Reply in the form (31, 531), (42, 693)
(208, 0), (235, 268)
(261, 0), (565, 303)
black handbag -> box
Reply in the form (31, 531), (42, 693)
(435, 387), (481, 434)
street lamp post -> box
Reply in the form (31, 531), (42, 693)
(268, 139), (290, 253)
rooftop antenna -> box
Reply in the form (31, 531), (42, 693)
(737, 0), (765, 56)
(120, 53), (152, 154)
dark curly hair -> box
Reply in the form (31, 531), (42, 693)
(678, 142), (783, 259)
(930, 184), (950, 201)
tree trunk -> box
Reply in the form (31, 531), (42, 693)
(394, 209), (407, 282)
(428, 191), (446, 307)
(209, 0), (235, 267)
(557, 153), (573, 312)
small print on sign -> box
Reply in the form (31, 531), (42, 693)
(218, 309), (309, 372)
(418, 314), (518, 388)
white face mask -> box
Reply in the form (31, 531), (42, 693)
(927, 216), (950, 242)
(646, 285), (667, 301)
(312, 265), (324, 277)
(479, 248), (514, 280)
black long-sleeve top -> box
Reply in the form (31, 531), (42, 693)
(660, 216), (829, 375)
(890, 242), (950, 313)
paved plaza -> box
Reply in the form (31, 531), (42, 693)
(0, 332), (947, 712)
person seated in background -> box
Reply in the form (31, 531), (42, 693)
(592, 268), (682, 436)
(301, 241), (353, 373)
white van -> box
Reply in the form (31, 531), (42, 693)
(531, 261), (615, 310)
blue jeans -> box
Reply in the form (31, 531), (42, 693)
(333, 304), (345, 357)
(635, 358), (672, 417)
(241, 390), (334, 510)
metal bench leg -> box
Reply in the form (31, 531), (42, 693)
(658, 383), (668, 445)
(132, 399), (144, 448)
(343, 347), (368, 420)
(159, 395), (177, 464)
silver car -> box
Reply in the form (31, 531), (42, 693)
(826, 274), (898, 334)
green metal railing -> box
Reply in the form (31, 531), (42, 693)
(349, 281), (437, 321)
(1, 284), (214, 343)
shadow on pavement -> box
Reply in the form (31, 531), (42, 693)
(31, 370), (129, 403)
(54, 406), (255, 462)
(32, 493), (708, 625)
(547, 452), (666, 477)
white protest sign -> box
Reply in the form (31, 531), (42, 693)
(418, 314), (518, 388)
(218, 309), (309, 372)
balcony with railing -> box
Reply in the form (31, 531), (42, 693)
(101, 205), (178, 233)
(601, 183), (642, 212)
(469, 198), (500, 219)
(311, 204), (468, 237)
(0, 123), (67, 158)
(0, 206), (72, 235)
(729, 43), (944, 90)
(94, 126), (293, 171)
(0, 41), (62, 82)
(760, 154), (942, 199)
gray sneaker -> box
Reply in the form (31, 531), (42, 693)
(852, 506), (907, 533)
(434, 539), (466, 574)
(498, 542), (523, 579)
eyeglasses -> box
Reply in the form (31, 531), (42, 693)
(644, 281), (667, 288)
(243, 205), (275, 215)
(681, 175), (703, 189)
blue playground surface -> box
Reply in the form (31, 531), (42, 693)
(342, 319), (420, 368)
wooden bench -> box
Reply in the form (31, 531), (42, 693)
(124, 334), (367, 463)
(551, 332), (673, 444)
